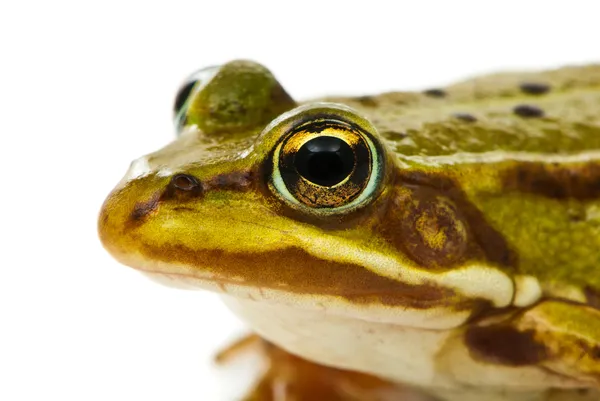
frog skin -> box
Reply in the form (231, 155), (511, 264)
(99, 60), (600, 401)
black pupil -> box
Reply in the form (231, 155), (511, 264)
(294, 136), (355, 186)
(173, 80), (197, 114)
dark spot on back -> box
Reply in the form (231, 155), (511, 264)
(423, 88), (446, 98)
(356, 96), (378, 107)
(513, 104), (545, 118)
(503, 162), (600, 200)
(381, 130), (408, 140)
(465, 325), (547, 366)
(453, 113), (477, 123)
(519, 82), (551, 95)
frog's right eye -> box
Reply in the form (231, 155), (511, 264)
(172, 66), (220, 133)
(267, 103), (386, 216)
(172, 61), (297, 136)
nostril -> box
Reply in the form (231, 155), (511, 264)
(172, 174), (200, 191)
(162, 174), (203, 201)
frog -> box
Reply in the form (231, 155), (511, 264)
(98, 60), (600, 401)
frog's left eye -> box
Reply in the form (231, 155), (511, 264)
(173, 80), (197, 117)
(269, 104), (385, 215)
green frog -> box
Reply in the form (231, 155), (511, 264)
(98, 60), (600, 401)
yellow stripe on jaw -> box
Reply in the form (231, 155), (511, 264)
(131, 180), (516, 309)
(138, 266), (477, 328)
(264, 222), (517, 308)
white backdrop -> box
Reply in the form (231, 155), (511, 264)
(1, 1), (598, 400)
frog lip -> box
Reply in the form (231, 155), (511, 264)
(99, 187), (516, 313)
(115, 236), (468, 311)
(136, 268), (477, 330)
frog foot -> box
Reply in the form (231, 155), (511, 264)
(215, 334), (437, 401)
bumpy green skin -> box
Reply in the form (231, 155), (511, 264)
(474, 187), (599, 288)
(326, 66), (600, 155)
(325, 66), (600, 291)
(323, 65), (600, 386)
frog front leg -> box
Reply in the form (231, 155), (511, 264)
(466, 300), (600, 387)
(216, 335), (438, 401)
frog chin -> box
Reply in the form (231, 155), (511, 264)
(137, 268), (591, 397)
(219, 294), (588, 395)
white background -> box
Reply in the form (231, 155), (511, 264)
(1, 1), (598, 400)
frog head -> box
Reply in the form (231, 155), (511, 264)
(99, 60), (600, 394)
(99, 60), (520, 328)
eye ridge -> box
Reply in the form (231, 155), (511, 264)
(291, 118), (355, 135)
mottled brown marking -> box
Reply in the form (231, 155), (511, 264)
(452, 113), (477, 123)
(513, 104), (545, 118)
(383, 185), (469, 269)
(519, 82), (551, 95)
(465, 325), (547, 366)
(356, 95), (378, 107)
(423, 88), (446, 98)
(138, 242), (472, 309)
(503, 163), (600, 200)
(130, 194), (160, 221)
(392, 171), (517, 269)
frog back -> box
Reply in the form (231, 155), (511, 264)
(325, 64), (600, 304)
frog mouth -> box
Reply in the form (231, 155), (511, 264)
(130, 240), (460, 308)
(133, 262), (482, 331)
